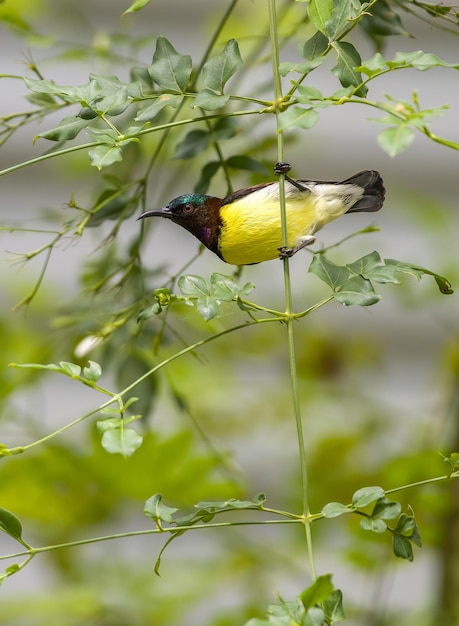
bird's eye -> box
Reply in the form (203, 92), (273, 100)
(183, 204), (194, 213)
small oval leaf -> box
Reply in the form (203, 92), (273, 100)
(0, 508), (23, 541)
(352, 486), (385, 508)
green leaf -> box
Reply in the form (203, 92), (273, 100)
(377, 126), (415, 157)
(87, 127), (119, 143)
(210, 273), (239, 301)
(124, 397), (139, 410)
(360, 516), (387, 533)
(384, 259), (454, 294)
(130, 65), (154, 90)
(333, 276), (380, 306)
(196, 298), (220, 321)
(0, 508), (23, 541)
(358, 52), (388, 77)
(410, 524), (422, 548)
(300, 30), (328, 61)
(91, 86), (131, 116)
(59, 361), (81, 377)
(24, 77), (84, 103)
(309, 254), (351, 290)
(202, 39), (243, 94)
(101, 427), (143, 457)
(304, 607), (326, 626)
(360, 0), (410, 38)
(88, 144), (123, 169)
(321, 502), (350, 518)
(193, 495), (265, 514)
(96, 417), (121, 433)
(210, 273), (254, 302)
(253, 492), (266, 506)
(178, 274), (210, 297)
(25, 91), (57, 107)
(148, 36), (192, 92)
(325, 0), (361, 40)
(83, 360), (102, 382)
(138, 303), (162, 321)
(372, 497), (402, 520)
(279, 58), (324, 76)
(212, 117), (240, 141)
(331, 42), (367, 97)
(78, 107), (99, 120)
(393, 513), (416, 536)
(193, 90), (229, 110)
(389, 50), (459, 72)
(345, 251), (399, 286)
(279, 106), (319, 130)
(323, 589), (345, 623)
(266, 599), (304, 622)
(178, 274), (224, 320)
(295, 85), (328, 106)
(123, 0), (153, 14)
(174, 129), (210, 159)
(36, 115), (91, 142)
(393, 534), (414, 561)
(144, 494), (178, 525)
(300, 574), (334, 611)
(135, 94), (183, 121)
(309, 253), (398, 306)
(226, 155), (269, 175)
(352, 486), (385, 508)
(194, 161), (221, 194)
(308, 0), (334, 34)
(310, 255), (380, 305)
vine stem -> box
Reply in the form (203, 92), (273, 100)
(0, 518), (300, 563)
(267, 0), (317, 582)
(4, 317), (277, 456)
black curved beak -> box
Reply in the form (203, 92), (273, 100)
(137, 206), (172, 221)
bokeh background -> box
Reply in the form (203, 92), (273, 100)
(1, 1), (458, 624)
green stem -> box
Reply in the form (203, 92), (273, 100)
(0, 109), (262, 178)
(4, 318), (277, 456)
(0, 517), (300, 563)
(267, 0), (316, 582)
(385, 473), (459, 495)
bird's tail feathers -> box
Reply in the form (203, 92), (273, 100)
(342, 170), (385, 213)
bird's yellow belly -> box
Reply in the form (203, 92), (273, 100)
(219, 196), (318, 265)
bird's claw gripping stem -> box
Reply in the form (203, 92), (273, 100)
(274, 162), (307, 192)
(274, 162), (292, 176)
(277, 236), (316, 260)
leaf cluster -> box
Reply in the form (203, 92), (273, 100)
(322, 486), (422, 562)
(245, 575), (344, 625)
(139, 273), (255, 322)
(309, 250), (453, 306)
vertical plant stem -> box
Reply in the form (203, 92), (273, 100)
(267, 0), (317, 581)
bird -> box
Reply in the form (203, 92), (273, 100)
(137, 162), (385, 266)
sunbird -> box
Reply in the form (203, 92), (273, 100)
(138, 162), (385, 265)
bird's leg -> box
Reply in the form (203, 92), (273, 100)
(274, 162), (308, 192)
(278, 235), (316, 259)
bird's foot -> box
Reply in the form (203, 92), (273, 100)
(278, 236), (316, 260)
(278, 246), (295, 259)
(274, 162), (308, 192)
(274, 161), (292, 176)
